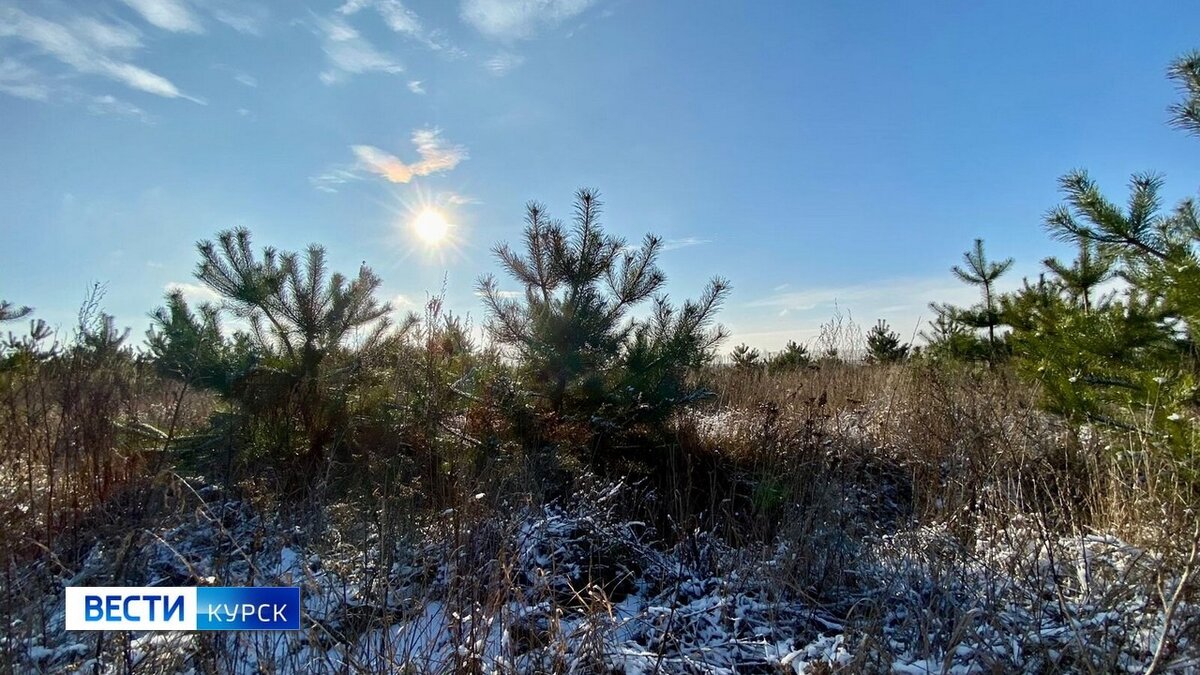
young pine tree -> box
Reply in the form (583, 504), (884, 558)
(184, 227), (393, 469)
(146, 290), (252, 394)
(921, 308), (987, 361)
(0, 300), (31, 323)
(934, 238), (1013, 364)
(866, 319), (910, 363)
(1041, 239), (1115, 313)
(478, 189), (729, 431)
(1169, 50), (1200, 137)
(1029, 166), (1200, 445)
(769, 340), (811, 372)
(730, 343), (762, 369)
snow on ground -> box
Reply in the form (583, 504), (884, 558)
(10, 476), (1199, 673)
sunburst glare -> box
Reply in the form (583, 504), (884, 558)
(413, 208), (450, 244)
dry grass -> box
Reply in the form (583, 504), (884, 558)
(1, 323), (1198, 672)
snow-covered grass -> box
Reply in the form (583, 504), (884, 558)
(7, 470), (1198, 674)
(4, 360), (1199, 673)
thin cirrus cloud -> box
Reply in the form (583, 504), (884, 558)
(662, 237), (711, 252)
(484, 51), (524, 76)
(315, 14), (404, 84)
(120, 0), (269, 36)
(87, 94), (151, 122)
(120, 0), (204, 34)
(0, 57), (51, 101)
(338, 0), (457, 53)
(460, 0), (597, 40)
(747, 277), (981, 315)
(0, 6), (201, 103)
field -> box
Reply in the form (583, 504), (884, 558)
(2, 325), (1197, 673)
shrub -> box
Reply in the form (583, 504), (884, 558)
(769, 340), (811, 372)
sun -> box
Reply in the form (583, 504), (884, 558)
(413, 208), (450, 244)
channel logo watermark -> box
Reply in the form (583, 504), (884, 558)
(65, 587), (301, 631)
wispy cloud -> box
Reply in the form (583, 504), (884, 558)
(310, 167), (362, 193)
(0, 6), (201, 102)
(484, 50), (524, 75)
(442, 191), (477, 205)
(0, 59), (150, 121)
(662, 237), (711, 251)
(407, 79), (425, 94)
(748, 277), (978, 314)
(233, 72), (257, 87)
(121, 0), (204, 33)
(0, 57), (52, 101)
(461, 0), (597, 40)
(339, 0), (455, 52)
(88, 94), (151, 122)
(314, 15), (404, 84)
(165, 281), (220, 304)
(353, 128), (467, 183)
(208, 3), (269, 35)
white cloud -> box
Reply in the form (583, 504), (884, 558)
(165, 281), (220, 304)
(87, 94), (151, 122)
(121, 0), (204, 33)
(0, 6), (200, 102)
(748, 277), (979, 314)
(352, 128), (467, 183)
(407, 79), (425, 94)
(442, 191), (477, 205)
(339, 0), (456, 52)
(0, 58), (51, 101)
(0, 59), (152, 121)
(310, 167), (362, 193)
(662, 237), (711, 251)
(315, 15), (404, 84)
(484, 50), (524, 75)
(71, 17), (143, 52)
(461, 0), (596, 40)
(476, 288), (522, 299)
(312, 129), (467, 192)
(208, 3), (269, 35)
(233, 72), (257, 87)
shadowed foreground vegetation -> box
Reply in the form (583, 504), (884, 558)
(2, 52), (1200, 674)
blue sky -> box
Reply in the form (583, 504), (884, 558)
(2, 1), (1198, 351)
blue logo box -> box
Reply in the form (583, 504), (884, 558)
(196, 587), (301, 630)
